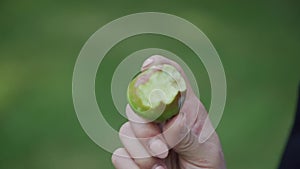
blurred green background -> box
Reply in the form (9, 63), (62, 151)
(1, 0), (299, 169)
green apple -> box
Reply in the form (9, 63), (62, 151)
(127, 64), (187, 123)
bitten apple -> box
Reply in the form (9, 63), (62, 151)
(127, 64), (186, 123)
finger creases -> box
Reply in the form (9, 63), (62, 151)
(126, 105), (169, 159)
(119, 121), (161, 169)
(112, 148), (140, 169)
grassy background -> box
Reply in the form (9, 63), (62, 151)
(1, 0), (300, 169)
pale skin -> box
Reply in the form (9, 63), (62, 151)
(112, 55), (226, 169)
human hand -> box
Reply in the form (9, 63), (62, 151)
(112, 55), (226, 169)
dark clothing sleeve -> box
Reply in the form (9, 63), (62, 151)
(279, 86), (300, 169)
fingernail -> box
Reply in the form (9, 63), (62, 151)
(142, 58), (153, 69)
(149, 139), (169, 159)
(152, 164), (166, 169)
(155, 165), (165, 169)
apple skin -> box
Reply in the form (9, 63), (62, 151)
(127, 64), (186, 123)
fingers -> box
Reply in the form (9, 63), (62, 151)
(162, 106), (221, 161)
(162, 112), (188, 149)
(125, 55), (220, 165)
(119, 122), (151, 158)
(139, 55), (201, 151)
(142, 55), (216, 140)
(113, 55), (224, 168)
(162, 111), (204, 156)
(112, 148), (140, 169)
(141, 56), (217, 148)
(126, 105), (169, 159)
(119, 121), (165, 169)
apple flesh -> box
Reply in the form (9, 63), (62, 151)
(127, 64), (186, 123)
